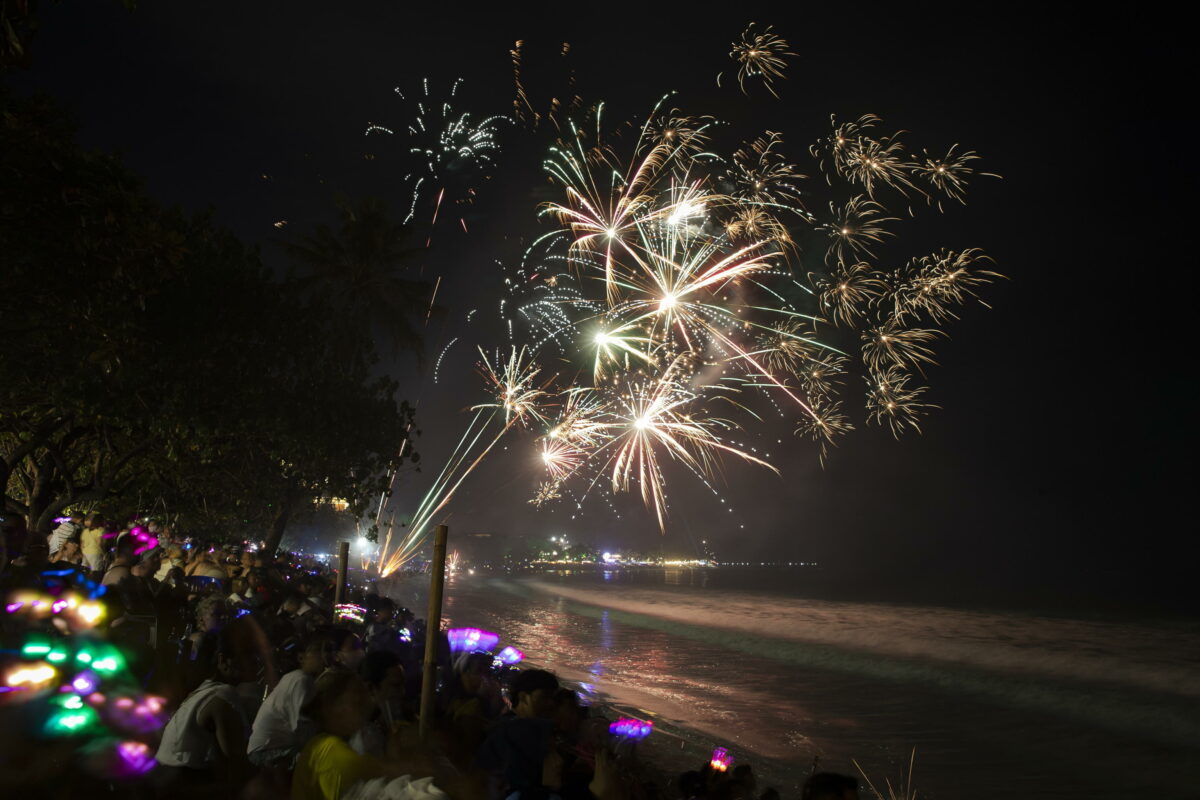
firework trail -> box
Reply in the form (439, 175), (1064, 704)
(377, 348), (547, 576)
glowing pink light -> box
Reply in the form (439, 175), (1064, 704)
(51, 600), (68, 613)
(5, 602), (22, 613)
(127, 527), (158, 556)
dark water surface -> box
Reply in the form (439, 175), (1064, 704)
(386, 568), (1200, 799)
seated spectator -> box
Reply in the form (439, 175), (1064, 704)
(350, 650), (408, 757)
(732, 765), (757, 800)
(188, 548), (231, 583)
(677, 771), (705, 800)
(185, 595), (231, 686)
(801, 773), (859, 800)
(247, 632), (330, 768)
(229, 577), (252, 607)
(298, 575), (332, 614)
(109, 546), (164, 656)
(155, 625), (256, 791)
(277, 590), (324, 640)
(291, 669), (422, 800)
(364, 597), (400, 653)
(246, 567), (272, 607)
(477, 668), (561, 800)
(46, 536), (84, 572)
(101, 532), (138, 587)
(155, 544), (187, 582)
(444, 651), (502, 759)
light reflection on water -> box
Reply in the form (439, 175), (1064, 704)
(423, 570), (1200, 800)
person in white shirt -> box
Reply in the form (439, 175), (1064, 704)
(47, 516), (80, 557)
(156, 626), (257, 790)
(246, 632), (331, 767)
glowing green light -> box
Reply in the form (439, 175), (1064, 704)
(63, 695), (83, 710)
(21, 644), (51, 656)
(47, 650), (67, 663)
(44, 705), (98, 737)
(76, 651), (92, 663)
(92, 657), (118, 673)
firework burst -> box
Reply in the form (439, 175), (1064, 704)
(365, 77), (508, 229)
(726, 131), (806, 206)
(378, 77), (1001, 547)
(725, 23), (796, 98)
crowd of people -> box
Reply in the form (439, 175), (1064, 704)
(0, 514), (862, 800)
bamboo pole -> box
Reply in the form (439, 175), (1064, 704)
(334, 540), (350, 606)
(418, 524), (449, 741)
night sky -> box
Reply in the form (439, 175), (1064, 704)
(11, 4), (1192, 610)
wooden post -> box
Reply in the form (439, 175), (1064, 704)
(418, 524), (449, 741)
(334, 540), (350, 606)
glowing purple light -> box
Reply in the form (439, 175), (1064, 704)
(5, 602), (22, 613)
(447, 628), (500, 653)
(609, 717), (654, 739)
(72, 671), (99, 694)
(115, 740), (156, 776)
(51, 599), (69, 613)
(496, 646), (524, 665)
(54, 517), (71, 524)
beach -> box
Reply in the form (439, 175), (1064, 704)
(385, 567), (1200, 799)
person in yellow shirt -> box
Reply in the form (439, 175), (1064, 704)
(292, 669), (426, 800)
(80, 514), (106, 574)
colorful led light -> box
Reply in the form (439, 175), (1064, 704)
(709, 747), (734, 772)
(447, 628), (500, 652)
(73, 672), (99, 694)
(6, 663), (57, 689)
(609, 717), (654, 739)
(496, 646), (524, 665)
(334, 603), (366, 624)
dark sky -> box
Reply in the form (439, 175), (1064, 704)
(11, 3), (1193, 609)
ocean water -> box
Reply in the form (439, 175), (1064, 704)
(387, 568), (1200, 799)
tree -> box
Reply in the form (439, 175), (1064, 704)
(1, 89), (420, 549)
(281, 194), (436, 363)
(1, 88), (191, 533)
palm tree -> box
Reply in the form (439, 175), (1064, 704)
(282, 194), (435, 362)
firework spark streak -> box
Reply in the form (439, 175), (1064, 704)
(377, 348), (546, 576)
